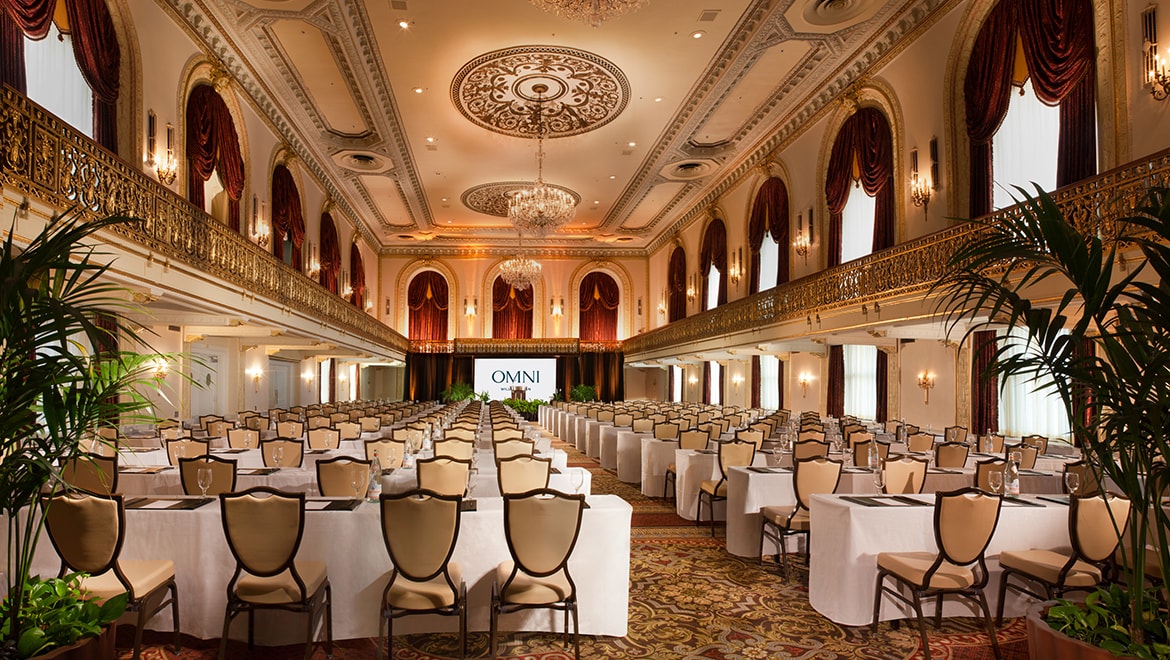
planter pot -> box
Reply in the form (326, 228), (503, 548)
(36, 625), (116, 660)
(1026, 604), (1136, 660)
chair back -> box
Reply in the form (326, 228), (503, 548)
(981, 433), (1005, 453)
(61, 453), (118, 495)
(199, 414), (225, 431)
(358, 416), (380, 433)
(653, 422), (680, 440)
(906, 432), (936, 453)
(1006, 444), (1039, 470)
(329, 412), (350, 425)
(1021, 434), (1049, 455)
(166, 438), (210, 465)
(434, 438), (475, 461)
(276, 420), (304, 439)
(1071, 494), (1131, 564)
(935, 488), (1002, 567)
(974, 457), (1007, 492)
(179, 455), (237, 496)
(736, 429), (765, 450)
(792, 457), (843, 511)
(245, 416), (265, 431)
(494, 438), (535, 462)
(851, 439), (889, 466)
(503, 489), (585, 578)
(678, 429), (709, 452)
(207, 420), (230, 438)
(597, 410), (615, 423)
(417, 457), (471, 497)
(848, 431), (875, 448)
(381, 491), (462, 584)
(161, 427), (189, 441)
(260, 438), (304, 468)
(444, 427), (476, 442)
(797, 429), (825, 443)
(632, 418), (655, 433)
(492, 427), (523, 442)
(220, 488), (306, 588)
(307, 427), (340, 450)
(366, 439), (406, 469)
(497, 455), (552, 495)
(45, 492), (123, 578)
(717, 440), (756, 479)
(613, 413), (634, 428)
(335, 421), (361, 441)
(307, 415), (331, 430)
(227, 428), (259, 449)
(934, 442), (970, 469)
(316, 456), (372, 498)
(944, 426), (968, 444)
(793, 439), (830, 460)
(883, 456), (928, 494)
(1063, 459), (1102, 496)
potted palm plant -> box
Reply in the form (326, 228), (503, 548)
(1, 210), (183, 658)
(934, 185), (1170, 658)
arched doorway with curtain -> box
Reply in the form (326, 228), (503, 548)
(271, 164), (305, 270)
(408, 270), (449, 341)
(748, 176), (790, 293)
(492, 276), (533, 339)
(825, 106), (895, 267)
(699, 217), (727, 311)
(667, 246), (687, 323)
(319, 212), (341, 293)
(185, 83), (245, 231)
(578, 271), (619, 341)
(349, 242), (366, 309)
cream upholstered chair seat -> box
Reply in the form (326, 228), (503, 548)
(699, 479), (728, 498)
(494, 560), (573, 603)
(697, 440), (756, 536)
(760, 456), (842, 577)
(387, 564), (463, 610)
(761, 506), (809, 531)
(876, 552), (978, 590)
(78, 560), (175, 601)
(235, 562), (329, 605)
(997, 550), (1101, 587)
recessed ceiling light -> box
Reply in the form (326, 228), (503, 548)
(609, 175), (616, 180)
(441, 197), (448, 202)
(593, 200), (600, 204)
(654, 97), (663, 102)
(399, 20), (410, 29)
(425, 136), (436, 143)
(691, 30), (705, 39)
(412, 87), (424, 94)
(627, 141), (636, 148)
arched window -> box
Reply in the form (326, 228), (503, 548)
(319, 212), (341, 293)
(964, 0), (1096, 217)
(748, 177), (789, 293)
(578, 271), (619, 341)
(186, 84), (245, 231)
(492, 277), (533, 339)
(754, 355), (783, 410)
(408, 270), (449, 341)
(825, 107), (894, 266)
(667, 246), (687, 323)
(2, 0), (120, 151)
(271, 165), (305, 269)
(349, 243), (366, 309)
(699, 218), (727, 311)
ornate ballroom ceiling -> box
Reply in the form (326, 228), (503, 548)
(159, 0), (945, 255)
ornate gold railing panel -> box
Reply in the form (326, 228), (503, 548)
(0, 89), (408, 354)
(624, 148), (1170, 357)
(409, 338), (623, 355)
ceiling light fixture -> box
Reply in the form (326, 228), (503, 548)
(499, 233), (542, 291)
(508, 84), (576, 236)
(528, 0), (648, 28)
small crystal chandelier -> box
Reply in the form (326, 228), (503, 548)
(499, 233), (542, 290)
(508, 84), (575, 236)
(529, 0), (648, 27)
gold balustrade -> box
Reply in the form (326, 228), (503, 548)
(0, 88), (408, 355)
(624, 148), (1170, 358)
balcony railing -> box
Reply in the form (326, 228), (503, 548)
(0, 88), (409, 355)
(409, 338), (624, 355)
(624, 148), (1170, 358)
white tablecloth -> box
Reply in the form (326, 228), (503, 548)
(808, 493), (1069, 626)
(673, 449), (773, 520)
(25, 494), (631, 642)
(584, 420), (607, 459)
(615, 430), (649, 483)
(599, 425), (623, 470)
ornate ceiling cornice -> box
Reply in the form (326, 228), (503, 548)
(380, 245), (646, 259)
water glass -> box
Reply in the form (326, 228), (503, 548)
(1064, 471), (1081, 496)
(872, 467), (885, 491)
(467, 465), (479, 499)
(351, 466), (364, 498)
(570, 469), (585, 494)
(197, 467), (212, 497)
(987, 470), (1003, 494)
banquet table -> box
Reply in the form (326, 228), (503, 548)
(808, 493), (1071, 626)
(673, 449), (775, 520)
(599, 424), (625, 470)
(584, 419), (607, 458)
(22, 494), (631, 642)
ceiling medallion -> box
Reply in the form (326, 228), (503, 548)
(451, 45), (629, 139)
(462, 181), (580, 218)
(528, 0), (649, 27)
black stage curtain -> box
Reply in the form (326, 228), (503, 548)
(404, 354), (474, 402)
(556, 353), (624, 402)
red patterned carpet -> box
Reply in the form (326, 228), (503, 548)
(115, 433), (1028, 659)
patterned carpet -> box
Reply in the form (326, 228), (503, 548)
(116, 431), (1029, 659)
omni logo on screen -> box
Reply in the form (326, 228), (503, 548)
(491, 370), (541, 384)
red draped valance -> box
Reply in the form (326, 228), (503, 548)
(186, 84), (245, 231)
(747, 176), (790, 293)
(668, 246), (687, 323)
(579, 271), (619, 341)
(824, 106), (894, 267)
(408, 270), (449, 341)
(350, 244), (366, 309)
(271, 165), (305, 267)
(698, 218), (728, 308)
(492, 277), (533, 339)
(319, 212), (341, 293)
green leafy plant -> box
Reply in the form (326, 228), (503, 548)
(503, 398), (547, 420)
(0, 574), (127, 659)
(478, 391), (489, 402)
(1045, 585), (1170, 659)
(934, 185), (1170, 651)
(440, 381), (475, 403)
(569, 384), (597, 402)
(1, 210), (186, 655)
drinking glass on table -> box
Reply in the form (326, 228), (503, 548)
(196, 467), (212, 497)
(570, 468), (585, 494)
(466, 464), (479, 499)
(1064, 471), (1081, 496)
(987, 470), (1003, 495)
(872, 465), (885, 491)
(351, 466), (364, 499)
(272, 444), (285, 467)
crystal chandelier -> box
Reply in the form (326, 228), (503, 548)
(499, 234), (542, 290)
(529, 0), (648, 27)
(508, 84), (575, 236)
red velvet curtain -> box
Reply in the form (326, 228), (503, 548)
(751, 355), (761, 408)
(875, 350), (888, 423)
(0, 10), (25, 92)
(668, 246), (687, 323)
(492, 277), (533, 339)
(0, 0), (53, 37)
(185, 84), (244, 231)
(698, 218), (728, 308)
(407, 270), (449, 341)
(827, 345), (844, 419)
(270, 165), (305, 268)
(748, 177), (790, 294)
(965, 0), (1096, 217)
(350, 244), (366, 309)
(319, 212), (340, 293)
(971, 330), (1000, 434)
(579, 271), (619, 341)
(702, 362), (711, 405)
(825, 107), (894, 267)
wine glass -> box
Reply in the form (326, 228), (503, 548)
(466, 464), (479, 499)
(1064, 471), (1081, 496)
(351, 466), (364, 499)
(843, 447), (854, 469)
(987, 470), (1003, 495)
(872, 466), (886, 491)
(196, 467), (212, 498)
(570, 468), (585, 494)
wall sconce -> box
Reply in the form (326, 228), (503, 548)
(146, 111), (177, 185)
(727, 247), (743, 287)
(637, 297), (642, 317)
(1144, 6), (1168, 100)
(550, 296), (564, 319)
(304, 240), (320, 278)
(658, 287), (667, 316)
(687, 375), (698, 386)
(340, 269), (353, 301)
(302, 370), (314, 384)
(250, 195), (271, 248)
(798, 372), (812, 397)
(365, 298), (373, 312)
(464, 297), (477, 317)
(910, 147), (931, 217)
(150, 358), (168, 381)
(918, 371), (935, 404)
(686, 274), (697, 303)
(385, 297), (392, 316)
(731, 373), (744, 392)
(793, 211), (810, 261)
(246, 367), (263, 393)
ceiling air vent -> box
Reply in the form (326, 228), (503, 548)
(659, 158), (718, 181)
(391, 1), (408, 10)
(698, 9), (720, 22)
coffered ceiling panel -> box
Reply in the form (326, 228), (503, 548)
(359, 174), (411, 228)
(621, 181), (687, 231)
(692, 41), (812, 146)
(268, 19), (369, 136)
